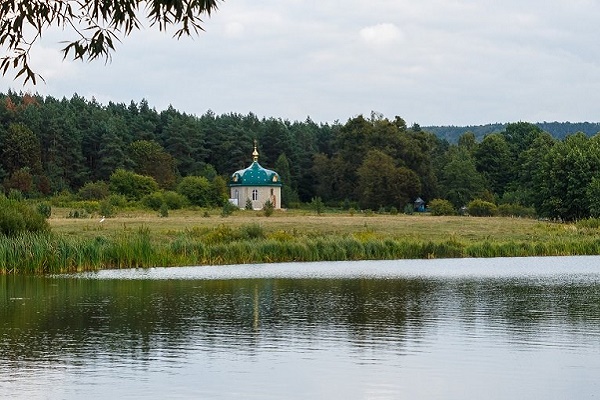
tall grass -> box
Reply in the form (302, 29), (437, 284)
(3, 223), (600, 274)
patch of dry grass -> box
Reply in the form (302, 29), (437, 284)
(49, 208), (559, 244)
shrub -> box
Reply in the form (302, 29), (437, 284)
(109, 169), (159, 200)
(389, 206), (398, 215)
(7, 189), (24, 201)
(245, 198), (253, 210)
(429, 199), (456, 216)
(0, 199), (49, 236)
(498, 203), (536, 218)
(159, 203), (169, 218)
(67, 210), (89, 219)
(221, 201), (237, 217)
(467, 199), (498, 217)
(141, 192), (164, 211)
(311, 196), (324, 215)
(162, 191), (187, 210)
(107, 194), (128, 208)
(37, 202), (52, 218)
(177, 176), (211, 207)
(240, 223), (265, 240)
(78, 181), (109, 200)
(263, 200), (274, 217)
(99, 200), (114, 218)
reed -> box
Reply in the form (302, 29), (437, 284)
(5, 220), (600, 274)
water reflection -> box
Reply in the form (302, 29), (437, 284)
(2, 257), (600, 399)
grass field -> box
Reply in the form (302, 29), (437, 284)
(48, 208), (573, 244)
(2, 208), (598, 274)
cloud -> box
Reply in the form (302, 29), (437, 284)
(3, 0), (600, 126)
(359, 23), (404, 48)
(223, 22), (245, 38)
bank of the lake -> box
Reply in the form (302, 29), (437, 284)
(3, 210), (600, 274)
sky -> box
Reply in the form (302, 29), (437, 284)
(2, 0), (600, 126)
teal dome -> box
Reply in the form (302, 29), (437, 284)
(229, 161), (282, 187)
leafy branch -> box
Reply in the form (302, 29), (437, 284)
(0, 0), (221, 84)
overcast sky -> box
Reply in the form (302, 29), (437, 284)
(2, 0), (600, 126)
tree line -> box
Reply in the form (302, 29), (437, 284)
(1, 91), (600, 221)
(425, 121), (600, 143)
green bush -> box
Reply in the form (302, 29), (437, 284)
(221, 201), (237, 217)
(99, 200), (114, 218)
(107, 194), (128, 208)
(177, 176), (211, 207)
(498, 203), (536, 218)
(240, 223), (265, 240)
(162, 191), (187, 210)
(109, 169), (159, 200)
(37, 202), (52, 218)
(429, 199), (456, 216)
(263, 200), (274, 217)
(159, 203), (169, 218)
(78, 181), (109, 200)
(311, 196), (324, 215)
(0, 199), (49, 236)
(467, 199), (498, 217)
(141, 192), (164, 211)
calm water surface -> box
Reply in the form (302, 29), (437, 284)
(2, 257), (600, 399)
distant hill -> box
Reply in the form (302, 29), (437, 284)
(424, 122), (600, 143)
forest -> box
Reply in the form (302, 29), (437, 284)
(1, 91), (600, 222)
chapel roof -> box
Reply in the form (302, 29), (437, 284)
(229, 142), (282, 187)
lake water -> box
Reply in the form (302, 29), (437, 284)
(2, 257), (600, 399)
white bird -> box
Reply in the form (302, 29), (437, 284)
(99, 216), (105, 223)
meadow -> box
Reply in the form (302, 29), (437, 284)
(3, 208), (600, 274)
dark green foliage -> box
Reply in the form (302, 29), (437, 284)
(162, 191), (187, 210)
(357, 149), (421, 210)
(36, 202), (51, 218)
(109, 169), (159, 200)
(0, 124), (42, 175)
(177, 176), (211, 207)
(99, 200), (114, 218)
(245, 198), (253, 210)
(78, 181), (109, 200)
(130, 140), (177, 189)
(0, 198), (49, 236)
(159, 203), (169, 218)
(538, 133), (600, 220)
(141, 192), (164, 211)
(7, 189), (23, 201)
(311, 196), (324, 215)
(274, 153), (299, 207)
(209, 176), (229, 207)
(429, 199), (456, 216)
(440, 147), (486, 208)
(1, 92), (600, 220)
(239, 223), (265, 240)
(474, 133), (512, 196)
(221, 201), (237, 217)
(263, 200), (274, 217)
(467, 199), (498, 217)
(497, 203), (536, 218)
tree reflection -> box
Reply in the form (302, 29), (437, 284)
(2, 274), (600, 367)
